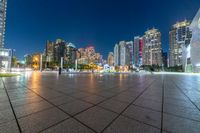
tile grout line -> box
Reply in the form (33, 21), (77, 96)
(19, 76), (153, 133)
(1, 78), (22, 133)
(18, 83), (98, 133)
(98, 104), (162, 130)
(131, 103), (200, 123)
(172, 78), (200, 112)
(100, 77), (157, 133)
(160, 75), (165, 133)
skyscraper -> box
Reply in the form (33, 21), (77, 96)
(126, 41), (134, 66)
(114, 44), (120, 66)
(134, 36), (143, 67)
(46, 40), (54, 63)
(77, 46), (101, 64)
(107, 52), (114, 66)
(114, 41), (133, 67)
(45, 39), (78, 67)
(143, 28), (162, 66)
(169, 20), (192, 67)
(0, 0), (10, 71)
(0, 0), (7, 48)
(65, 43), (77, 64)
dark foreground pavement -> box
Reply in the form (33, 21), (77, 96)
(0, 72), (200, 133)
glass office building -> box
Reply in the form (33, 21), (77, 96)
(0, 0), (11, 71)
(0, 0), (7, 48)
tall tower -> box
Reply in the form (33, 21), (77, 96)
(0, 0), (7, 48)
(169, 20), (192, 67)
(134, 36), (143, 67)
(114, 43), (120, 66)
(143, 28), (162, 66)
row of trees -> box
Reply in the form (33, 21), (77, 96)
(140, 65), (183, 72)
(46, 62), (98, 70)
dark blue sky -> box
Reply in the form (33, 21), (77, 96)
(5, 0), (200, 59)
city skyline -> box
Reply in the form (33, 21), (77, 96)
(5, 0), (200, 59)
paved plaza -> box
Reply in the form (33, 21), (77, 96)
(0, 72), (200, 133)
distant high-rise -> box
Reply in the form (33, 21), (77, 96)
(114, 44), (120, 66)
(126, 41), (134, 66)
(119, 41), (132, 66)
(0, 0), (7, 48)
(46, 40), (54, 63)
(77, 46), (101, 64)
(134, 36), (143, 67)
(143, 28), (162, 66)
(114, 41), (133, 67)
(107, 52), (114, 66)
(45, 39), (77, 67)
(169, 20), (192, 67)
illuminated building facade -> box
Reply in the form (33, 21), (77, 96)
(134, 36), (143, 67)
(0, 0), (7, 48)
(114, 44), (120, 66)
(46, 40), (54, 63)
(0, 0), (11, 71)
(169, 20), (192, 67)
(65, 43), (77, 64)
(77, 46), (101, 64)
(143, 28), (162, 66)
(114, 41), (133, 67)
(45, 39), (77, 67)
(107, 52), (114, 66)
(119, 41), (127, 66)
(126, 41), (134, 66)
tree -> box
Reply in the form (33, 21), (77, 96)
(12, 56), (18, 67)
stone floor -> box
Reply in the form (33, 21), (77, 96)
(0, 72), (200, 133)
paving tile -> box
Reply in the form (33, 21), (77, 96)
(95, 91), (116, 98)
(70, 92), (92, 99)
(98, 99), (128, 114)
(103, 116), (160, 133)
(0, 95), (9, 103)
(0, 101), (11, 111)
(48, 95), (75, 106)
(163, 113), (200, 133)
(1, 72), (200, 132)
(41, 118), (95, 133)
(140, 93), (163, 103)
(0, 108), (15, 124)
(120, 90), (141, 97)
(75, 106), (118, 132)
(134, 98), (162, 111)
(18, 107), (69, 133)
(123, 105), (161, 128)
(59, 100), (93, 115)
(9, 92), (39, 101)
(14, 100), (53, 118)
(81, 95), (105, 104)
(11, 96), (43, 107)
(163, 103), (200, 121)
(111, 93), (137, 103)
(36, 91), (64, 100)
(0, 120), (20, 133)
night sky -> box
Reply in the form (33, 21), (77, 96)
(5, 0), (200, 60)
